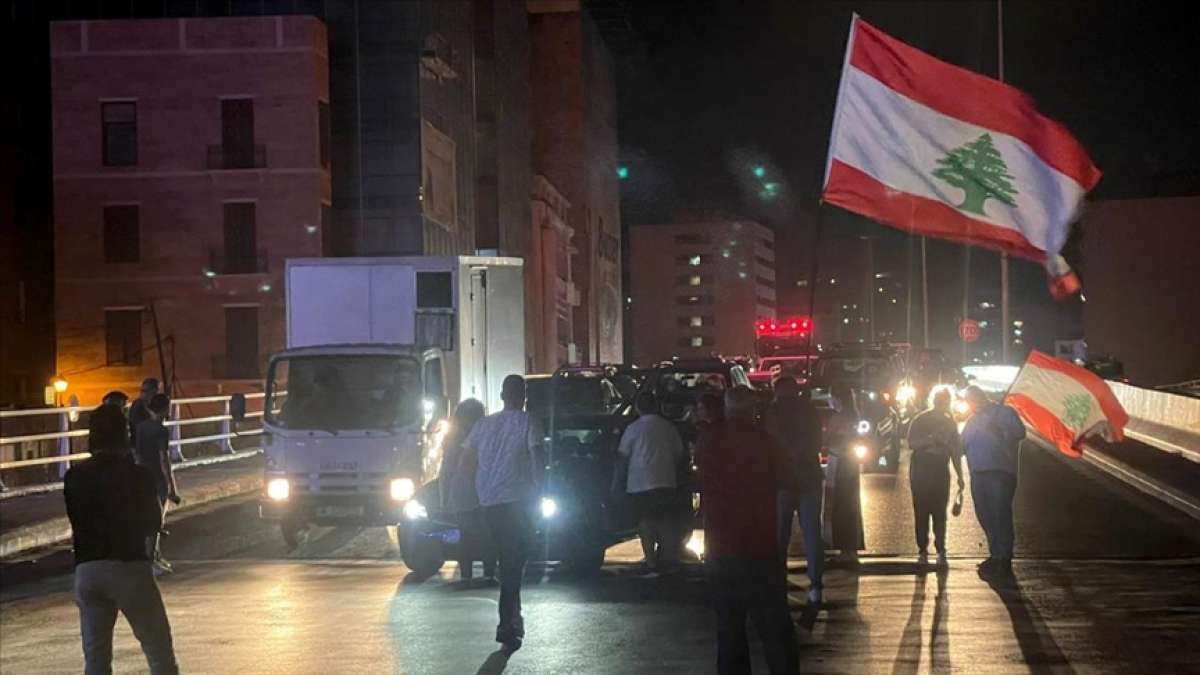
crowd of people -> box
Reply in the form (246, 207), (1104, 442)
(62, 370), (1028, 675)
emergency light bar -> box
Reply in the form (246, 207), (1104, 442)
(755, 316), (812, 337)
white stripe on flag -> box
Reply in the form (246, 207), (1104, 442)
(1010, 364), (1108, 435)
(831, 66), (1087, 255)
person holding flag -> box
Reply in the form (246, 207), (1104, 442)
(960, 386), (1025, 580)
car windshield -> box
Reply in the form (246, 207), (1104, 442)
(549, 425), (619, 460)
(815, 356), (894, 389)
(266, 355), (422, 431)
(526, 377), (618, 415)
(758, 358), (814, 378)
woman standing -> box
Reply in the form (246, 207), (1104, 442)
(439, 399), (496, 584)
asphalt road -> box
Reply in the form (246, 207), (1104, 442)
(3, 442), (1200, 673)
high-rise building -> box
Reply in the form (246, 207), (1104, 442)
(628, 221), (776, 365)
(529, 0), (623, 366)
(50, 16), (331, 403)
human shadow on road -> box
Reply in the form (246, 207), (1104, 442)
(475, 649), (510, 675)
(891, 569), (950, 675)
(985, 574), (1072, 675)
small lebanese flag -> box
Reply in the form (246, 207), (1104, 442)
(822, 16), (1101, 299)
(1005, 350), (1129, 458)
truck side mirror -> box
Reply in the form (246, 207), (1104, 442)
(230, 393), (247, 422)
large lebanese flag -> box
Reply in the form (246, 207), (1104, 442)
(822, 16), (1101, 298)
(1005, 350), (1129, 458)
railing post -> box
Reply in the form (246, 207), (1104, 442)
(169, 401), (185, 463)
(222, 398), (235, 454)
(58, 409), (70, 480)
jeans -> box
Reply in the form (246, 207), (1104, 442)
(455, 509), (497, 581)
(630, 487), (680, 569)
(482, 501), (534, 640)
(776, 487), (824, 591)
(910, 452), (951, 554)
(706, 556), (799, 675)
(971, 471), (1017, 561)
(74, 560), (179, 675)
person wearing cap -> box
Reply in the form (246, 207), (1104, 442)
(65, 404), (179, 675)
(465, 374), (545, 653)
(128, 378), (160, 444)
(960, 385), (1025, 579)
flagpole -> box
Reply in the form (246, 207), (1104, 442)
(806, 204), (825, 359)
(998, 0), (1011, 365)
(921, 236), (930, 348)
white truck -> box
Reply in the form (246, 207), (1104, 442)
(235, 256), (525, 547)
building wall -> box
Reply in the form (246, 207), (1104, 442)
(1082, 197), (1200, 386)
(51, 17), (330, 404)
(528, 0), (621, 365)
(629, 221), (776, 366)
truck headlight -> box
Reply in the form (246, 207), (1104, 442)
(896, 384), (917, 403)
(266, 478), (290, 501)
(391, 477), (416, 502)
(856, 419), (871, 435)
(403, 499), (428, 521)
(540, 497), (558, 519)
(852, 443), (869, 461)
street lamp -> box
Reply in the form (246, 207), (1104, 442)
(51, 376), (68, 408)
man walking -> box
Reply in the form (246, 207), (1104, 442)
(134, 394), (180, 574)
(698, 386), (799, 675)
(466, 375), (545, 652)
(960, 386), (1025, 579)
(906, 388), (965, 568)
(764, 376), (825, 605)
(617, 391), (686, 573)
(128, 378), (160, 444)
(65, 404), (179, 675)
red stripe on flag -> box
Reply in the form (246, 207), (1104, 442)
(1006, 393), (1083, 458)
(1025, 350), (1129, 438)
(824, 160), (1046, 261)
(849, 17), (1102, 191)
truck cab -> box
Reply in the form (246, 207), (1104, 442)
(254, 343), (448, 547)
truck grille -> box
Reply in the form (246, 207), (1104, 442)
(289, 471), (387, 494)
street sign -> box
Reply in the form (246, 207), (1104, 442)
(959, 319), (981, 343)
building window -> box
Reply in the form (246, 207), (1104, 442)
(676, 295), (712, 306)
(673, 234), (711, 245)
(105, 309), (143, 366)
(421, 119), (458, 230)
(103, 205), (139, 263)
(688, 275), (703, 287)
(690, 336), (705, 347)
(677, 336), (709, 348)
(224, 306), (259, 379)
(676, 315), (713, 328)
(755, 255), (774, 269)
(101, 102), (137, 167)
(675, 254), (706, 266)
(318, 101), (331, 168)
(222, 203), (259, 274)
(755, 275), (775, 289)
(221, 98), (257, 169)
(760, 238), (774, 251)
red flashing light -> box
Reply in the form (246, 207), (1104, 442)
(755, 316), (814, 337)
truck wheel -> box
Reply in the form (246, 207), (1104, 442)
(281, 517), (306, 549)
(400, 531), (446, 577)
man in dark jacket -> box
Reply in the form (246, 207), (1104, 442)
(134, 393), (179, 574)
(65, 404), (179, 675)
(699, 386), (799, 675)
(127, 378), (160, 444)
(764, 376), (825, 605)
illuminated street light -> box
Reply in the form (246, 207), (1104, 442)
(752, 166), (765, 178)
(52, 377), (68, 393)
(616, 166), (629, 179)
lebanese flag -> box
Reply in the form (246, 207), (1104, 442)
(1005, 350), (1129, 458)
(822, 16), (1101, 299)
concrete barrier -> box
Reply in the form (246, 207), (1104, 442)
(1108, 381), (1200, 464)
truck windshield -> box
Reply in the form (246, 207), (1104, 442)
(266, 355), (422, 431)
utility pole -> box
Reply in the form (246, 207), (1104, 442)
(921, 237), (930, 348)
(861, 235), (876, 342)
(998, 0), (1010, 364)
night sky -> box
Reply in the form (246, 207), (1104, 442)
(609, 0), (1200, 356)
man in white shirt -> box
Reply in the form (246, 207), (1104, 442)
(466, 375), (544, 652)
(618, 391), (686, 572)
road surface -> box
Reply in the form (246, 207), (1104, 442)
(3, 442), (1199, 673)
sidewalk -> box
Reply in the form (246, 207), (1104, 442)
(0, 455), (263, 559)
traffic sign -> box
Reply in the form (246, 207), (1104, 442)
(959, 319), (981, 343)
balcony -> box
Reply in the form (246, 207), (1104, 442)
(207, 144), (267, 170)
(212, 354), (260, 380)
(209, 248), (269, 276)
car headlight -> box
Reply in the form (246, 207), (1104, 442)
(867, 391), (877, 401)
(953, 399), (970, 416)
(896, 384), (917, 403)
(266, 478), (290, 501)
(852, 443), (869, 461)
(391, 477), (416, 502)
(540, 497), (558, 519)
(403, 499), (428, 521)
(856, 419), (871, 435)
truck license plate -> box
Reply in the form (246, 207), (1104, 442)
(317, 505), (364, 518)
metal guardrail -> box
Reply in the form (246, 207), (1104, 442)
(0, 392), (267, 492)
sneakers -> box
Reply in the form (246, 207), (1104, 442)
(807, 588), (823, 606)
(936, 552), (948, 569)
(917, 551), (929, 567)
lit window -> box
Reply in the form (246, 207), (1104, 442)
(690, 316), (703, 327)
(690, 336), (704, 347)
(721, 249), (731, 258)
(688, 255), (701, 266)
(689, 275), (702, 286)
(829, 278), (837, 285)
